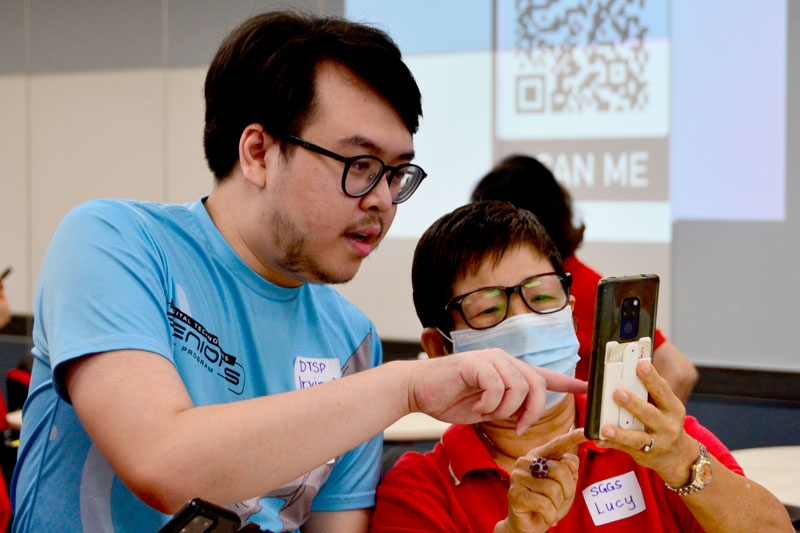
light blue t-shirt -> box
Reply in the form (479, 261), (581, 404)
(12, 199), (382, 533)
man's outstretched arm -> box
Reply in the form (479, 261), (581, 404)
(66, 347), (585, 514)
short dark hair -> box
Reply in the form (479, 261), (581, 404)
(412, 200), (563, 333)
(471, 155), (585, 259)
(203, 10), (422, 180)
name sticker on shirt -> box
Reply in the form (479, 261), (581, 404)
(294, 357), (342, 390)
(582, 471), (646, 526)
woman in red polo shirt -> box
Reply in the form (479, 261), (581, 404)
(370, 202), (791, 532)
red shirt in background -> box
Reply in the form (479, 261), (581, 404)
(564, 255), (666, 381)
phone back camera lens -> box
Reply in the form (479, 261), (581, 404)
(620, 297), (641, 338)
(620, 318), (638, 339)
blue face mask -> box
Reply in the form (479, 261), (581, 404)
(450, 306), (580, 410)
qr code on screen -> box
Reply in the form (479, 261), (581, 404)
(514, 0), (650, 114)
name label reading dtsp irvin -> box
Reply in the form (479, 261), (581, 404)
(294, 357), (341, 390)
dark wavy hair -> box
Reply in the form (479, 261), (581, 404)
(203, 10), (422, 180)
(412, 200), (562, 333)
(471, 155), (585, 259)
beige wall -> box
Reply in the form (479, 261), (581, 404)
(0, 0), (342, 314)
(0, 76), (29, 314)
(0, 66), (213, 313)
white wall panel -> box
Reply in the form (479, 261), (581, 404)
(335, 237), (419, 340)
(0, 76), (31, 311)
(30, 69), (166, 293)
(388, 51), (493, 239)
(166, 67), (214, 204)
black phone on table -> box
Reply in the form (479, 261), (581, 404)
(584, 274), (659, 440)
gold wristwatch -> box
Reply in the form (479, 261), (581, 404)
(665, 440), (713, 496)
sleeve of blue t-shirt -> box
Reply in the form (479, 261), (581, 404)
(35, 199), (174, 402)
(310, 326), (384, 511)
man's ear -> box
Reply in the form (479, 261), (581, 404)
(238, 123), (277, 188)
(421, 327), (451, 358)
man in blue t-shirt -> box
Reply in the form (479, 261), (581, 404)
(11, 11), (585, 533)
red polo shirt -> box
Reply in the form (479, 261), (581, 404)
(564, 256), (667, 381)
(371, 395), (742, 532)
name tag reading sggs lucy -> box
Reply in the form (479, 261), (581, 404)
(582, 471), (646, 526)
(294, 357), (342, 390)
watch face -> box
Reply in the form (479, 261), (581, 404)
(696, 460), (713, 486)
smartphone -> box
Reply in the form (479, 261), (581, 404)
(158, 498), (242, 533)
(584, 274), (659, 440)
(0, 267), (11, 282)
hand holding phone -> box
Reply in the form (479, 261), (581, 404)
(584, 275), (659, 440)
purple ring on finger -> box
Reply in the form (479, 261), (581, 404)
(530, 457), (550, 479)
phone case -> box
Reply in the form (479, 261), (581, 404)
(584, 274), (659, 440)
(158, 498), (242, 533)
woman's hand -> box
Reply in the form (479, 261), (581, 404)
(495, 429), (586, 533)
(594, 360), (699, 487)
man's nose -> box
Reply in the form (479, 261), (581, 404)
(359, 172), (394, 211)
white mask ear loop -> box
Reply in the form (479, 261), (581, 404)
(436, 327), (454, 343)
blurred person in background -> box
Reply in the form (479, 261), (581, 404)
(0, 269), (11, 330)
(0, 268), (11, 530)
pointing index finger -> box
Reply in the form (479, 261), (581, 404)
(531, 428), (588, 460)
(511, 362), (547, 434)
(536, 367), (587, 394)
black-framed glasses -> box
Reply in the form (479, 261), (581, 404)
(287, 136), (427, 204)
(445, 272), (572, 330)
